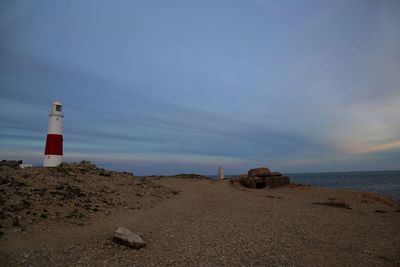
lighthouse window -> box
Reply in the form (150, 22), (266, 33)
(56, 105), (62, 112)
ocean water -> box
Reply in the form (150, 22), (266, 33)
(287, 171), (400, 202)
(209, 171), (400, 202)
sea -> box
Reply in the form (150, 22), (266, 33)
(209, 171), (400, 202)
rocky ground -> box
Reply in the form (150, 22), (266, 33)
(0, 163), (399, 266)
(0, 161), (177, 234)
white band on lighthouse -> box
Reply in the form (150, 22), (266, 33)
(44, 155), (62, 167)
(43, 101), (64, 167)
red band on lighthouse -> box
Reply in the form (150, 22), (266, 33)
(44, 134), (63, 155)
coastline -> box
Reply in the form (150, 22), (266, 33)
(1, 163), (399, 266)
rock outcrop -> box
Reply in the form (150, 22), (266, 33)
(0, 160), (22, 169)
(0, 160), (175, 232)
(240, 167), (290, 189)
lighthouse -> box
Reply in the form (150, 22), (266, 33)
(43, 101), (63, 167)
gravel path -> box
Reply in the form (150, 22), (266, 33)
(1, 177), (399, 266)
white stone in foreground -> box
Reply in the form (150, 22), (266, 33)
(19, 164), (33, 169)
(114, 227), (145, 249)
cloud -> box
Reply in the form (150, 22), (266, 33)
(346, 140), (400, 155)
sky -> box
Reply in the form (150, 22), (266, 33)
(1, 0), (400, 175)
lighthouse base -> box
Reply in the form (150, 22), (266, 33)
(43, 155), (62, 167)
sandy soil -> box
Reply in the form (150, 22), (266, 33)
(1, 165), (399, 266)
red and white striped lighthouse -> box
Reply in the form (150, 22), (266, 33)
(43, 101), (63, 167)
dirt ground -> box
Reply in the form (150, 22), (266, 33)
(1, 164), (399, 266)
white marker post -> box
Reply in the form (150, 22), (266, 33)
(218, 166), (224, 180)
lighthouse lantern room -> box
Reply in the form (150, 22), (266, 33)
(43, 101), (63, 167)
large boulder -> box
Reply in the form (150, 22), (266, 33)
(265, 176), (290, 188)
(240, 176), (267, 189)
(270, 172), (282, 177)
(114, 227), (145, 249)
(240, 167), (290, 189)
(248, 167), (270, 178)
(240, 176), (257, 188)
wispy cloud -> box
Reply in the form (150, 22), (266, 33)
(346, 140), (400, 155)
